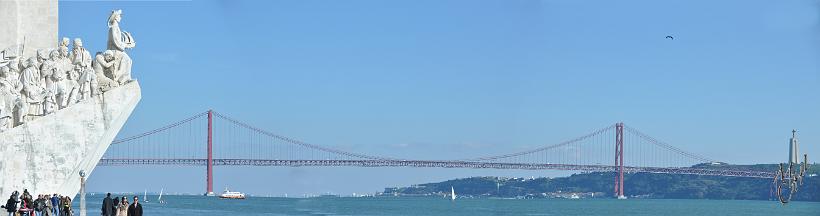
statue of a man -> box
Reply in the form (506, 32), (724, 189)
(70, 38), (92, 70)
(5, 59), (21, 81)
(93, 51), (119, 92)
(48, 59), (76, 110)
(59, 37), (70, 50)
(20, 58), (44, 123)
(107, 9), (135, 85)
(3, 59), (24, 126)
(70, 38), (97, 99)
(58, 46), (74, 81)
(35, 49), (48, 75)
(0, 66), (18, 130)
(40, 50), (60, 89)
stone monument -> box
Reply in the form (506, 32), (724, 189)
(0, 0), (141, 199)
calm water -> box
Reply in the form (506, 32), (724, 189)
(75, 194), (819, 216)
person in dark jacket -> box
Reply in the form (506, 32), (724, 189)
(127, 196), (142, 216)
(101, 193), (114, 216)
(34, 194), (45, 216)
(51, 194), (60, 216)
(61, 196), (72, 216)
(112, 197), (119, 216)
(3, 194), (19, 216)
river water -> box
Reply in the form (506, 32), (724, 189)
(76, 194), (819, 215)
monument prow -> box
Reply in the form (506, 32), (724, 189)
(0, 82), (140, 197)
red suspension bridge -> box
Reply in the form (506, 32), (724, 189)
(99, 110), (775, 197)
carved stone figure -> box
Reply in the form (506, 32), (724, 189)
(43, 79), (57, 115)
(71, 38), (96, 99)
(93, 51), (118, 92)
(2, 60), (24, 126)
(70, 38), (92, 70)
(107, 10), (135, 85)
(58, 46), (74, 81)
(0, 66), (16, 130)
(40, 50), (60, 89)
(60, 37), (70, 50)
(6, 59), (21, 80)
(35, 49), (48, 73)
(20, 58), (44, 123)
(51, 62), (64, 107)
(52, 64), (75, 110)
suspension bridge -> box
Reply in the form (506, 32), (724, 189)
(98, 110), (775, 197)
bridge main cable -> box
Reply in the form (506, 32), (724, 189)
(211, 111), (403, 161)
(455, 124), (617, 162)
(623, 126), (717, 164)
(111, 111), (209, 145)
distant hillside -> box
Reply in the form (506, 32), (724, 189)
(383, 164), (819, 201)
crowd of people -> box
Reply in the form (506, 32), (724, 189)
(1, 189), (72, 216)
(1, 191), (145, 216)
(100, 193), (141, 216)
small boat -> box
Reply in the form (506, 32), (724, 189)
(617, 195), (627, 200)
(450, 186), (456, 201)
(158, 188), (166, 204)
(143, 189), (148, 203)
(219, 187), (246, 199)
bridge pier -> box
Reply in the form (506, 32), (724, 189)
(614, 122), (625, 199)
(205, 110), (215, 196)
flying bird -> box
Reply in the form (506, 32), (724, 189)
(665, 35), (674, 40)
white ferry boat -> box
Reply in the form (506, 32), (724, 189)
(219, 188), (246, 199)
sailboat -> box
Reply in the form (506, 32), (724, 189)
(143, 189), (148, 203)
(158, 188), (166, 204)
(450, 187), (456, 201)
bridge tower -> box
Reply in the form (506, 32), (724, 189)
(205, 110), (215, 196)
(614, 122), (625, 199)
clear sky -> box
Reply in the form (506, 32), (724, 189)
(59, 0), (819, 196)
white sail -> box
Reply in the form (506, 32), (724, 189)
(158, 188), (164, 201)
(450, 187), (456, 201)
(144, 189), (148, 202)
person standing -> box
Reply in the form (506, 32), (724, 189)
(116, 197), (128, 216)
(34, 195), (44, 216)
(3, 195), (18, 216)
(61, 196), (72, 216)
(44, 194), (53, 216)
(20, 189), (32, 207)
(127, 196), (142, 216)
(112, 197), (119, 216)
(101, 193), (114, 216)
(51, 194), (59, 216)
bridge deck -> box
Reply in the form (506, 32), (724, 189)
(97, 159), (775, 179)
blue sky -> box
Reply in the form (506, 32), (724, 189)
(59, 0), (819, 195)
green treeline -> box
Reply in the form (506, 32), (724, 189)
(384, 164), (819, 201)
